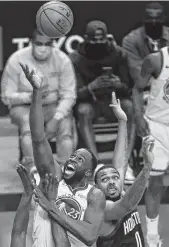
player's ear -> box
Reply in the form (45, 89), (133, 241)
(85, 169), (92, 178)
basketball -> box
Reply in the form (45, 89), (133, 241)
(36, 1), (74, 38)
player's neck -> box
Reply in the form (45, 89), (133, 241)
(66, 177), (87, 190)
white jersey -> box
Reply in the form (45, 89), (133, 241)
(145, 46), (169, 125)
(32, 180), (94, 247)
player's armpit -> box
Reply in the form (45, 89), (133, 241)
(49, 188), (106, 246)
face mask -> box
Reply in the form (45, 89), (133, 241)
(85, 42), (109, 60)
(144, 22), (163, 40)
(33, 45), (52, 61)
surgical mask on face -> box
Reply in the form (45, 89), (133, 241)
(85, 41), (109, 60)
(33, 45), (52, 61)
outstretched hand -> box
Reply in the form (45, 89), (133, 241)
(16, 164), (35, 197)
(142, 135), (155, 167)
(109, 92), (127, 121)
(32, 181), (53, 212)
(19, 63), (43, 88)
(19, 63), (49, 98)
(44, 173), (59, 202)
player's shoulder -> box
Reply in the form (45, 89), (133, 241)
(141, 52), (161, 78)
(144, 51), (161, 66)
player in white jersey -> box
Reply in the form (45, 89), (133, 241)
(31, 90), (154, 247)
(20, 63), (106, 247)
(132, 46), (169, 246)
(20, 63), (154, 247)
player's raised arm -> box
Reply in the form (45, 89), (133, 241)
(10, 164), (33, 247)
(33, 184), (105, 246)
(19, 64), (62, 180)
(105, 136), (154, 221)
(110, 92), (128, 181)
(132, 53), (158, 137)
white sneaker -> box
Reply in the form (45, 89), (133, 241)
(147, 234), (163, 247)
(124, 166), (135, 184)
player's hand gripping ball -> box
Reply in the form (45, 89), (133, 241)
(36, 1), (74, 38)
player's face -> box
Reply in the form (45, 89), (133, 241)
(63, 149), (93, 181)
(96, 168), (122, 200)
(32, 34), (53, 61)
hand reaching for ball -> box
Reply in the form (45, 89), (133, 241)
(19, 63), (43, 89)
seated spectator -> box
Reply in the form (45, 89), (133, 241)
(1, 29), (76, 174)
(122, 2), (169, 136)
(69, 20), (135, 183)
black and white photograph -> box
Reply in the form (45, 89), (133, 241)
(0, 1), (169, 247)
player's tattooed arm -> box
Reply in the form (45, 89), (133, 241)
(110, 92), (128, 181)
(33, 184), (106, 246)
(105, 137), (154, 221)
(19, 64), (62, 181)
(10, 165), (33, 247)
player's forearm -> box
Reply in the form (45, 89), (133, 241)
(51, 221), (70, 247)
(30, 89), (45, 142)
(2, 92), (32, 106)
(11, 194), (32, 244)
(121, 163), (151, 212)
(132, 85), (144, 119)
(50, 201), (70, 247)
(112, 120), (128, 173)
(48, 207), (97, 246)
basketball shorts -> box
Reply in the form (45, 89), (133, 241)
(144, 117), (169, 176)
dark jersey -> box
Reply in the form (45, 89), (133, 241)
(97, 209), (145, 247)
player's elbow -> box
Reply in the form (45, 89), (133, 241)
(83, 234), (97, 246)
(80, 227), (98, 246)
